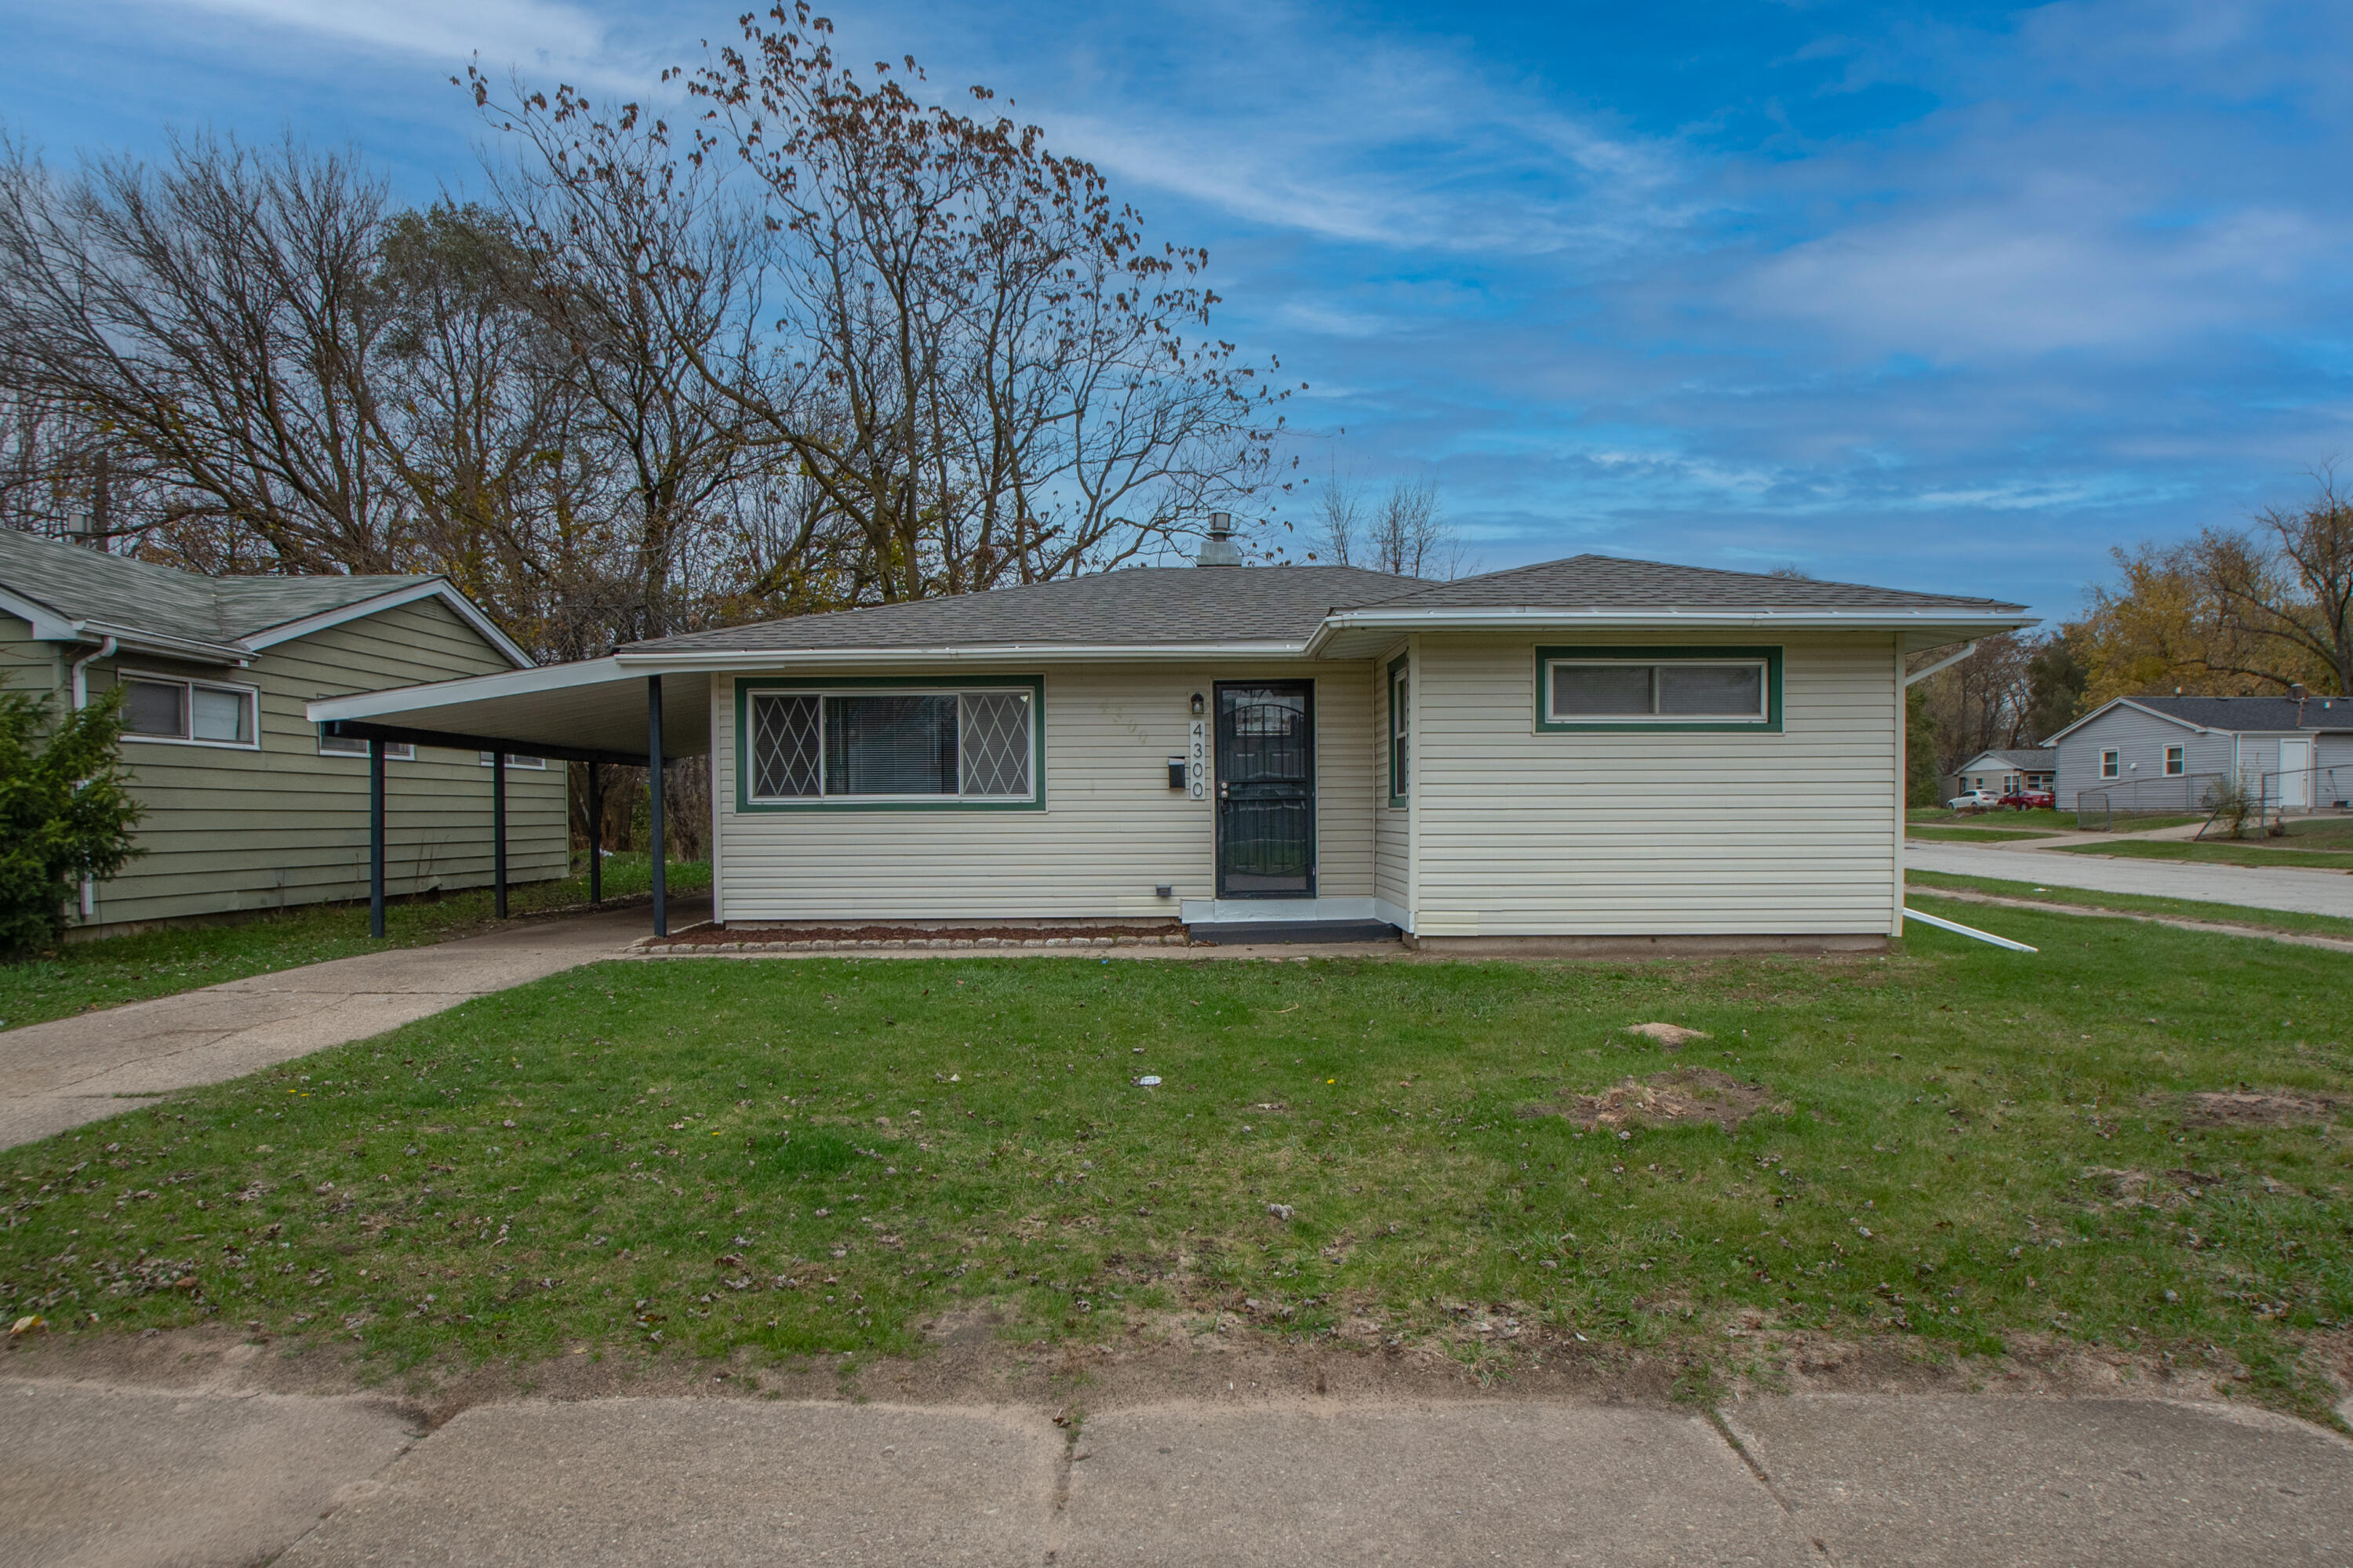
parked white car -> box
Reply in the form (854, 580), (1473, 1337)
(1946, 789), (2002, 811)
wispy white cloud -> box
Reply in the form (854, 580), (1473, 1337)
(117, 0), (637, 85)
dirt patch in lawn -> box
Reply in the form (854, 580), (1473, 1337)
(2173, 1090), (2341, 1129)
(1528, 1068), (1784, 1132)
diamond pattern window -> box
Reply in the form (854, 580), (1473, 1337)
(745, 686), (1035, 802)
(959, 691), (1032, 797)
(751, 693), (822, 799)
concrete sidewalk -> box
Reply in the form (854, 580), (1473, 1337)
(1907, 840), (2353, 919)
(3, 1381), (2346, 1566)
(0, 901), (702, 1151)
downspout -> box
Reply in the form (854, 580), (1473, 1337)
(67, 635), (117, 922)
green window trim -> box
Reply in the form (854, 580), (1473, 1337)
(733, 674), (1048, 813)
(1386, 650), (1410, 806)
(1534, 645), (1784, 733)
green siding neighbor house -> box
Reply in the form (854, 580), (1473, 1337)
(0, 529), (566, 934)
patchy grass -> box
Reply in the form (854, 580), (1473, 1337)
(1907, 870), (2353, 943)
(0, 857), (709, 1031)
(2281, 817), (2353, 849)
(1906, 826), (2062, 843)
(2061, 839), (2353, 871)
(5, 915), (2348, 1421)
(1911, 807), (2078, 831)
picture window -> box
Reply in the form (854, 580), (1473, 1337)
(747, 686), (1035, 803)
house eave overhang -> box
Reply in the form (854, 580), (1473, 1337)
(0, 584), (253, 665)
(1302, 606), (2036, 657)
(609, 640), (1312, 670)
(2041, 697), (2209, 745)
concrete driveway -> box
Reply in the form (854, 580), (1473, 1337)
(0, 901), (701, 1151)
(1908, 841), (2353, 919)
(3, 1380), (2347, 1566)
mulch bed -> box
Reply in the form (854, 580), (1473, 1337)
(638, 922), (1187, 953)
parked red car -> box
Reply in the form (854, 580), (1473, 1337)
(1998, 789), (2054, 810)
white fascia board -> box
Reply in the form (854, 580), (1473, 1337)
(0, 588), (250, 663)
(244, 580), (535, 668)
(2039, 697), (2208, 746)
(1304, 607), (2037, 657)
(0, 584), (77, 641)
(306, 656), (627, 724)
(612, 642), (1310, 671)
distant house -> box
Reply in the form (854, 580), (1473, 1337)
(2044, 695), (2353, 813)
(1951, 748), (2055, 799)
(0, 529), (566, 934)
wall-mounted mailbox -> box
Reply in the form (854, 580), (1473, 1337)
(1167, 757), (1188, 791)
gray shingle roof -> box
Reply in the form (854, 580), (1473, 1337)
(0, 527), (439, 652)
(626, 553), (2025, 656)
(1358, 555), (2024, 614)
(1963, 748), (2057, 768)
(2129, 695), (2353, 732)
(631, 566), (1421, 653)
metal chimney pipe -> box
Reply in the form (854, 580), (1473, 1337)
(1195, 511), (1242, 567)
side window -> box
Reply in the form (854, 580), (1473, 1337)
(1387, 658), (1409, 804)
(118, 674), (257, 748)
(2100, 748), (2121, 780)
(2163, 745), (2184, 777)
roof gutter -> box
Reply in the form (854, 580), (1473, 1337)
(70, 619), (252, 666)
(1304, 606), (2037, 658)
(608, 642), (1312, 671)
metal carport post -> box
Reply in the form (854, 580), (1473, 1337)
(369, 738), (387, 939)
(648, 675), (666, 938)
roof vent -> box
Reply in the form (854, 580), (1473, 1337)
(1195, 511), (1242, 568)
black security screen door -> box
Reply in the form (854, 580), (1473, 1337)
(1216, 682), (1315, 898)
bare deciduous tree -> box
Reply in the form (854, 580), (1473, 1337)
(1315, 472), (1471, 578)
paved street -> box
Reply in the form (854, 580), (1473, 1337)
(0, 902), (700, 1151)
(3, 1380), (2347, 1566)
(1908, 841), (2353, 919)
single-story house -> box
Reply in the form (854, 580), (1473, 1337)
(0, 527), (566, 934)
(2045, 694), (2353, 813)
(1949, 748), (2055, 800)
(307, 534), (2029, 952)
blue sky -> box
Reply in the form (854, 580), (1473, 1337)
(7, 0), (2351, 621)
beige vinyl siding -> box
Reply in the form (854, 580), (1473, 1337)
(1373, 649), (1409, 921)
(714, 661), (1374, 923)
(85, 596), (563, 929)
(1412, 634), (1899, 937)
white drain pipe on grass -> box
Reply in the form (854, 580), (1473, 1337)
(1904, 906), (2037, 952)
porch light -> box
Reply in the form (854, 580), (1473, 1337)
(1189, 691), (1206, 716)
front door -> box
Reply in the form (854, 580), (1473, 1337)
(1215, 681), (1315, 898)
(2282, 738), (2313, 808)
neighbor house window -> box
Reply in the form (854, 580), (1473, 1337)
(744, 683), (1038, 806)
(120, 673), (257, 749)
(478, 751), (547, 769)
(2163, 745), (2184, 776)
(1387, 656), (1409, 804)
(1537, 646), (1780, 731)
(2100, 748), (2121, 779)
(321, 735), (414, 760)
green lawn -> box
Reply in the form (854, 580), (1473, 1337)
(5, 906), (2348, 1420)
(0, 857), (709, 1031)
(1906, 826), (2060, 843)
(2061, 839), (2353, 871)
(1910, 806), (2078, 831)
(2281, 817), (2353, 849)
